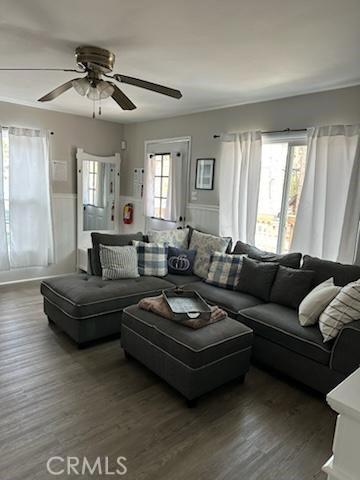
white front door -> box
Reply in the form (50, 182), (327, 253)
(144, 137), (190, 232)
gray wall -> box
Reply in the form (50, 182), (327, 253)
(0, 100), (124, 194)
(122, 85), (360, 205)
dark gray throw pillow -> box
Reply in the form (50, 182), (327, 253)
(232, 241), (302, 269)
(302, 255), (360, 287)
(91, 232), (144, 276)
(167, 247), (196, 275)
(270, 266), (315, 309)
(237, 257), (279, 301)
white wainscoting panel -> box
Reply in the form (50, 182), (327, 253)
(0, 193), (77, 284)
(186, 203), (220, 235)
(118, 197), (220, 235)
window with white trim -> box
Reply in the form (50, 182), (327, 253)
(255, 135), (307, 254)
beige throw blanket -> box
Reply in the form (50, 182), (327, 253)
(138, 294), (227, 329)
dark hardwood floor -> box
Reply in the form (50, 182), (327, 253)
(0, 281), (335, 480)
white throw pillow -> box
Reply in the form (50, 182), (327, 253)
(319, 280), (360, 342)
(99, 245), (139, 280)
(148, 228), (189, 249)
(298, 278), (341, 327)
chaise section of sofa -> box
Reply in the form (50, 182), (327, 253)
(41, 273), (175, 346)
(184, 253), (360, 394)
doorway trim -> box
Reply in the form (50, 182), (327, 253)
(144, 136), (192, 227)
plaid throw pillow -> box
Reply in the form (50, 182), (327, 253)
(132, 240), (168, 277)
(206, 252), (246, 290)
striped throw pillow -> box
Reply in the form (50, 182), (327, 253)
(133, 240), (168, 277)
(206, 252), (246, 290)
(99, 245), (139, 280)
(319, 280), (360, 342)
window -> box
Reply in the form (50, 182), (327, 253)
(87, 160), (99, 206)
(255, 137), (307, 253)
(153, 153), (170, 219)
(0, 127), (54, 269)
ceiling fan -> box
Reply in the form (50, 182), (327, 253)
(0, 46), (183, 116)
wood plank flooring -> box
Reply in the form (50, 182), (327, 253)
(0, 281), (335, 480)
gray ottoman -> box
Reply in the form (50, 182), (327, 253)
(121, 305), (253, 406)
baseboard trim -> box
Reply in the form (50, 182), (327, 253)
(0, 272), (76, 287)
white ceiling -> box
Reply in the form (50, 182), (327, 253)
(0, 0), (360, 123)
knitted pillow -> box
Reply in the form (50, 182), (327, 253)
(99, 245), (139, 280)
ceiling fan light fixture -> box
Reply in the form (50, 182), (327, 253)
(87, 80), (114, 100)
(72, 77), (90, 96)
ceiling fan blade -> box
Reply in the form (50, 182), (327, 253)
(110, 83), (136, 110)
(0, 68), (80, 72)
(38, 78), (81, 102)
(112, 74), (182, 99)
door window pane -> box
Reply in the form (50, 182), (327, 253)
(154, 177), (161, 197)
(255, 143), (288, 252)
(161, 177), (169, 197)
(255, 140), (307, 254)
(281, 145), (307, 253)
(155, 157), (162, 176)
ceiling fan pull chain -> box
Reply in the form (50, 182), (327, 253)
(92, 99), (95, 119)
(99, 98), (102, 116)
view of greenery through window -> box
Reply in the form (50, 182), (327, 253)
(255, 142), (307, 254)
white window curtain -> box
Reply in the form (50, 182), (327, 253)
(163, 152), (184, 222)
(291, 125), (360, 263)
(219, 131), (262, 243)
(144, 153), (156, 218)
(0, 128), (10, 271)
(8, 127), (54, 268)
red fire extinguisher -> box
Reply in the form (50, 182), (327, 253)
(123, 203), (134, 224)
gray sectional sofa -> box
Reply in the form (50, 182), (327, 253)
(40, 231), (360, 395)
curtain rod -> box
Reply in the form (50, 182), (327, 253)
(213, 128), (307, 139)
(1, 126), (54, 135)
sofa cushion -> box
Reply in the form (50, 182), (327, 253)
(238, 303), (331, 365)
(187, 226), (232, 253)
(99, 245), (139, 280)
(237, 257), (279, 301)
(91, 232), (144, 276)
(133, 240), (168, 277)
(233, 241), (302, 268)
(319, 280), (360, 342)
(189, 229), (231, 278)
(183, 281), (263, 316)
(270, 266), (314, 309)
(302, 255), (360, 287)
(205, 252), (246, 290)
(298, 278), (341, 327)
(122, 304), (253, 369)
(163, 274), (201, 287)
(167, 246), (196, 275)
(148, 228), (189, 249)
(40, 274), (174, 319)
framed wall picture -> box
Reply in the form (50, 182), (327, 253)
(195, 158), (215, 190)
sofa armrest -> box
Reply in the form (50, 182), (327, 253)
(330, 320), (360, 376)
